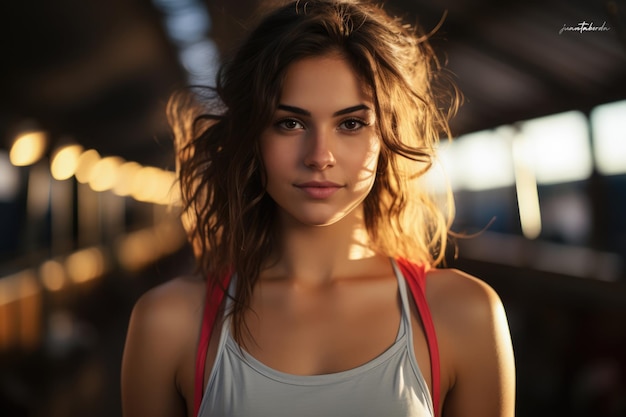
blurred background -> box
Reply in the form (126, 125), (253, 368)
(0, 0), (625, 416)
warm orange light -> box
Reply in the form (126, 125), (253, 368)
(50, 144), (84, 180)
(65, 247), (107, 283)
(117, 221), (186, 271)
(130, 167), (177, 204)
(117, 229), (158, 271)
(154, 170), (178, 205)
(113, 161), (142, 196)
(89, 156), (124, 192)
(10, 131), (48, 167)
(39, 259), (67, 291)
(75, 149), (101, 184)
(0, 270), (42, 351)
(131, 166), (161, 202)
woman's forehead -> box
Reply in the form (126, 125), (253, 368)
(277, 55), (374, 111)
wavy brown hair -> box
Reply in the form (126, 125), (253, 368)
(167, 0), (459, 341)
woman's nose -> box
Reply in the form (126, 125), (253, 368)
(303, 129), (336, 170)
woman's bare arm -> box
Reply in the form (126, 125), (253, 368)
(121, 278), (203, 417)
(432, 269), (516, 417)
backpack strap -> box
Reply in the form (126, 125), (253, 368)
(193, 273), (232, 417)
(396, 257), (440, 416)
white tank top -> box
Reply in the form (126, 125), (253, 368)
(198, 261), (434, 417)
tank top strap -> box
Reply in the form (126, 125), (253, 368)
(393, 261), (413, 344)
(194, 272), (232, 417)
(393, 257), (440, 416)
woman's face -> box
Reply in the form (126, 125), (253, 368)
(260, 54), (380, 227)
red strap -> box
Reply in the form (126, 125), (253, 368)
(193, 274), (232, 417)
(396, 257), (440, 416)
(193, 260), (440, 416)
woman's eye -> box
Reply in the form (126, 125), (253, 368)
(339, 118), (366, 131)
(277, 119), (304, 130)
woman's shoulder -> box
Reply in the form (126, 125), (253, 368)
(424, 268), (509, 353)
(125, 275), (207, 367)
(122, 275), (208, 416)
(130, 275), (207, 335)
(425, 267), (508, 333)
(426, 267), (503, 311)
(424, 267), (513, 373)
(423, 269), (516, 415)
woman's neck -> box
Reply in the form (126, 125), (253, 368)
(262, 208), (382, 286)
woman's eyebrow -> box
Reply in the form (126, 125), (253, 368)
(276, 104), (372, 117)
(277, 104), (310, 116)
(332, 104), (371, 116)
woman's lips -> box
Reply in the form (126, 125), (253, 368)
(294, 181), (343, 199)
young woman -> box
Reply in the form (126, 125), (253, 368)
(121, 1), (516, 416)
